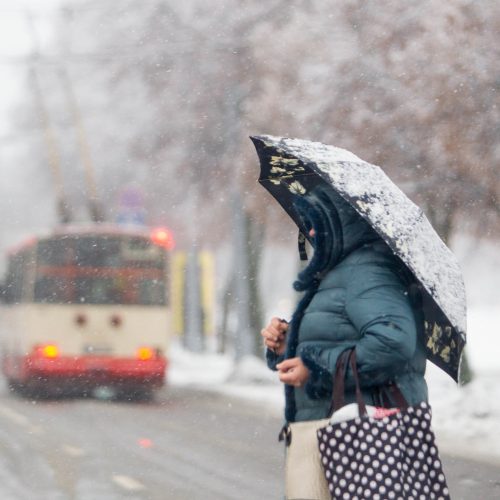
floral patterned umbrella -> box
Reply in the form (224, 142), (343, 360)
(251, 135), (466, 382)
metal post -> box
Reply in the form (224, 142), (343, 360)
(231, 191), (255, 361)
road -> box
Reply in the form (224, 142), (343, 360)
(0, 382), (498, 499)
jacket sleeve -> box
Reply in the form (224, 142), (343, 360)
(299, 261), (417, 397)
(266, 348), (285, 371)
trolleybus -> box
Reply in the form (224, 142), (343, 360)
(0, 225), (173, 399)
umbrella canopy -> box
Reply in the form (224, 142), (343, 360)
(251, 135), (466, 382)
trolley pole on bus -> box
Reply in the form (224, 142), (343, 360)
(26, 12), (72, 225)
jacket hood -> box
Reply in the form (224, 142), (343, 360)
(294, 184), (380, 291)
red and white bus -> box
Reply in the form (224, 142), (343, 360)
(0, 225), (173, 400)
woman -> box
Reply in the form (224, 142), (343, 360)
(261, 184), (428, 423)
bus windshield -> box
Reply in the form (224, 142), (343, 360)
(32, 234), (167, 306)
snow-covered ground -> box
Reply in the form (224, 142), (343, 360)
(169, 304), (500, 466)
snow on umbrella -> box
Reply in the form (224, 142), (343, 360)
(251, 135), (466, 382)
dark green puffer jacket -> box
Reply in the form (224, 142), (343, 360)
(268, 185), (428, 422)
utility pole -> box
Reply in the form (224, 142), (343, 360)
(182, 188), (204, 352)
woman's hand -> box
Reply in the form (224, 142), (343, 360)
(276, 357), (310, 387)
(261, 317), (288, 355)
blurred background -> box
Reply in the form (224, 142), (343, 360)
(0, 1), (498, 498)
(1, 0), (498, 355)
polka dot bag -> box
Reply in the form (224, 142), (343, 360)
(317, 351), (450, 500)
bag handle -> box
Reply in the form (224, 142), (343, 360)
(329, 349), (409, 417)
(329, 349), (366, 416)
(382, 382), (409, 410)
(328, 349), (350, 415)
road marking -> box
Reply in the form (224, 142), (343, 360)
(112, 475), (146, 491)
(62, 444), (86, 457)
(28, 424), (44, 435)
(0, 406), (31, 427)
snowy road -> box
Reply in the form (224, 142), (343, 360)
(0, 382), (498, 499)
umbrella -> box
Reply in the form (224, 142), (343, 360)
(251, 135), (466, 382)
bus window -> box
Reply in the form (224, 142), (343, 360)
(34, 276), (72, 304)
(74, 237), (121, 268)
(138, 279), (166, 306)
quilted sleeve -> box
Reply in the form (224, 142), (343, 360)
(299, 260), (417, 396)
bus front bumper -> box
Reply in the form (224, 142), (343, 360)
(20, 355), (167, 388)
